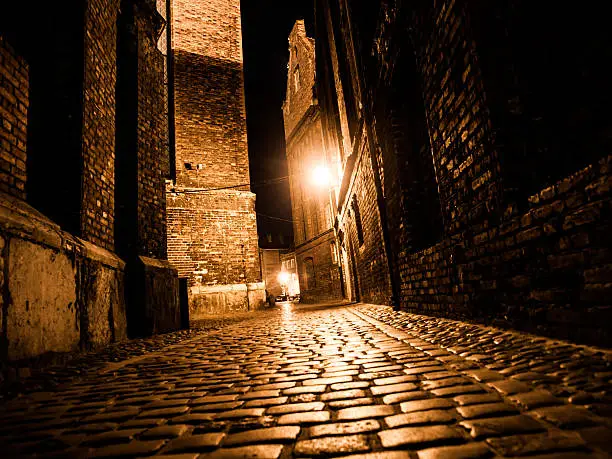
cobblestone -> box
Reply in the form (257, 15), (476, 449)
(0, 302), (609, 457)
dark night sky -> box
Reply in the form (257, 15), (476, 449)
(240, 0), (314, 245)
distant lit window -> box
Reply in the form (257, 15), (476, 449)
(266, 233), (272, 243)
(293, 66), (300, 92)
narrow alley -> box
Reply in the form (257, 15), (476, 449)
(1, 303), (610, 458)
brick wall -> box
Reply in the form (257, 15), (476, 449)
(409, 0), (502, 235)
(135, 6), (168, 259)
(286, 116), (330, 246)
(81, 0), (120, 251)
(0, 37), (27, 200)
(283, 20), (316, 139)
(295, 230), (342, 302)
(400, 156), (612, 345)
(172, 0), (249, 189)
(167, 189), (260, 285)
(283, 21), (343, 303)
(339, 138), (392, 305)
(470, 1), (612, 206)
(169, 0), (261, 311)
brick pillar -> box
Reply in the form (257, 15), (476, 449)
(116, 0), (180, 336)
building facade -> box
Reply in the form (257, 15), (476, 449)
(0, 0), (180, 373)
(314, 0), (612, 346)
(282, 20), (344, 303)
(167, 0), (265, 316)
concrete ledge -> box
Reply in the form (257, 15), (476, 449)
(190, 282), (266, 317)
(192, 282), (265, 295)
(0, 192), (128, 365)
(125, 256), (180, 336)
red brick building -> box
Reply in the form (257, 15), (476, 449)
(282, 21), (344, 303)
(167, 0), (264, 315)
(0, 0), (180, 372)
(314, 0), (612, 346)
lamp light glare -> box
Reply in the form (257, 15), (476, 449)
(278, 271), (290, 284)
(312, 165), (331, 187)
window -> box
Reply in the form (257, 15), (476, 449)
(266, 233), (272, 243)
(352, 196), (364, 246)
(331, 242), (338, 264)
(293, 66), (300, 92)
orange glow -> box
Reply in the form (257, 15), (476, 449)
(312, 165), (331, 187)
(278, 271), (290, 284)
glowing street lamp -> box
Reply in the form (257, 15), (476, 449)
(278, 271), (290, 285)
(311, 165), (331, 187)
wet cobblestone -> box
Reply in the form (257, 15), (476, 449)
(0, 302), (610, 457)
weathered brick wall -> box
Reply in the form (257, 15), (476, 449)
(340, 139), (392, 305)
(283, 21), (344, 303)
(81, 0), (120, 250)
(167, 189), (260, 285)
(0, 36), (27, 200)
(283, 20), (316, 139)
(172, 0), (249, 189)
(469, 1), (612, 205)
(408, 0), (502, 235)
(295, 230), (342, 302)
(400, 156), (612, 345)
(135, 6), (168, 259)
(286, 116), (330, 246)
(169, 0), (262, 312)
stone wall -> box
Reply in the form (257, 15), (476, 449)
(0, 193), (127, 372)
(0, 37), (27, 200)
(400, 156), (612, 345)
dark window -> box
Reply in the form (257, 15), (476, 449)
(352, 196), (364, 245)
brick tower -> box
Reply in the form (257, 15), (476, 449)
(167, 0), (264, 314)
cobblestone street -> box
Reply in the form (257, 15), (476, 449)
(1, 303), (611, 458)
